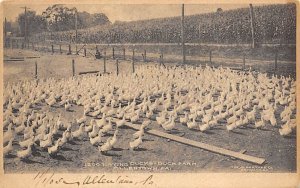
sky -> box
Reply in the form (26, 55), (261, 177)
(3, 4), (258, 23)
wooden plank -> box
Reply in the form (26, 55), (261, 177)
(26, 56), (40, 59)
(6, 56), (24, 59)
(4, 59), (24, 62)
(122, 121), (265, 165)
(78, 71), (99, 75)
(231, 149), (247, 160)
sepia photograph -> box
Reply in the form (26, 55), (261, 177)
(1, 0), (299, 187)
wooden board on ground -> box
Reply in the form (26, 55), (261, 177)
(78, 71), (99, 75)
(122, 121), (266, 165)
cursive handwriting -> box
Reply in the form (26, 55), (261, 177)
(33, 168), (155, 187)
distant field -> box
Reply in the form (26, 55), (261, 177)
(31, 4), (296, 45)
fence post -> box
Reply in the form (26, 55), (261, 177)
(112, 47), (115, 59)
(51, 44), (54, 54)
(84, 47), (86, 57)
(59, 44), (62, 54)
(103, 51), (106, 73)
(72, 59), (75, 76)
(76, 45), (78, 55)
(116, 59), (119, 75)
(159, 54), (162, 66)
(243, 54), (246, 70)
(159, 50), (165, 67)
(10, 38), (13, 49)
(68, 44), (71, 55)
(132, 49), (135, 73)
(249, 4), (256, 49)
(34, 61), (38, 79)
(274, 51), (278, 72)
(123, 48), (126, 60)
(209, 51), (212, 66)
(144, 49), (147, 62)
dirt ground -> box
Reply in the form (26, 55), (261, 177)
(4, 47), (296, 85)
(3, 49), (296, 173)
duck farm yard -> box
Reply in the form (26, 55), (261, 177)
(2, 3), (297, 173)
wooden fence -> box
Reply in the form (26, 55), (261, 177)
(5, 41), (284, 79)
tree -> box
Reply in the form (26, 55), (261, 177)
(77, 12), (110, 29)
(42, 4), (77, 32)
(91, 13), (111, 26)
(42, 4), (111, 32)
(17, 10), (47, 37)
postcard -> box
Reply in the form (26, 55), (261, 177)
(1, 0), (299, 187)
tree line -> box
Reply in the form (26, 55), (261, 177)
(4, 4), (111, 37)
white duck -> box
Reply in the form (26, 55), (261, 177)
(202, 113), (212, 124)
(254, 117), (265, 129)
(162, 116), (175, 131)
(129, 136), (143, 151)
(96, 114), (107, 128)
(3, 138), (14, 156)
(3, 125), (15, 145)
(101, 118), (113, 134)
(109, 129), (119, 147)
(88, 122), (100, 138)
(130, 110), (140, 122)
(40, 134), (53, 148)
(76, 114), (87, 124)
(48, 138), (62, 157)
(156, 111), (167, 125)
(85, 119), (95, 132)
(146, 109), (153, 119)
(71, 123), (85, 139)
(187, 118), (198, 129)
(116, 115), (126, 128)
(19, 136), (35, 149)
(99, 137), (113, 153)
(90, 131), (104, 146)
(179, 112), (188, 124)
(133, 124), (147, 139)
(199, 122), (210, 132)
(16, 144), (33, 159)
(226, 121), (239, 131)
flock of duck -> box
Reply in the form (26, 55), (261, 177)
(3, 64), (297, 161)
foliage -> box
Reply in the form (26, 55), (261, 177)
(32, 4), (296, 44)
(17, 11), (47, 36)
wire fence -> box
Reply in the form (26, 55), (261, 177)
(4, 39), (296, 83)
